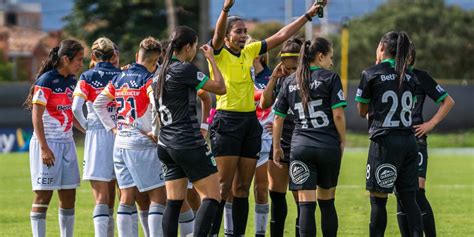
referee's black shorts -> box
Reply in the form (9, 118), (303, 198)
(210, 110), (263, 159)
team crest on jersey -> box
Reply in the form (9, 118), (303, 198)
(197, 71), (206, 81)
(436, 85), (445, 93)
(290, 160), (310, 185)
(337, 89), (345, 101)
(375, 164), (397, 188)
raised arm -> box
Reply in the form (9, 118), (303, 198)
(211, 0), (235, 50)
(198, 89), (212, 138)
(260, 62), (288, 109)
(200, 45), (226, 95)
(265, 2), (325, 51)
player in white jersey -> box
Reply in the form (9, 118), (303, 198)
(94, 37), (166, 237)
(72, 37), (121, 237)
(24, 39), (84, 237)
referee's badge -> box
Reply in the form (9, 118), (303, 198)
(289, 160), (310, 185)
(375, 164), (397, 188)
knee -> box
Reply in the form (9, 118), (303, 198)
(34, 192), (53, 204)
(219, 182), (233, 200)
(233, 182), (251, 197)
(254, 185), (268, 204)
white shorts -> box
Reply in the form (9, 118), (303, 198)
(29, 137), (80, 191)
(82, 128), (115, 181)
(114, 146), (165, 192)
(257, 139), (271, 168)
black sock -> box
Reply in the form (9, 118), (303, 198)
(298, 201), (317, 237)
(318, 199), (338, 237)
(396, 194), (411, 237)
(210, 200), (226, 235)
(163, 199), (183, 237)
(369, 196), (388, 237)
(295, 201), (300, 237)
(194, 198), (220, 237)
(417, 188), (436, 237)
(232, 196), (249, 236)
(399, 191), (423, 237)
(270, 191), (287, 237)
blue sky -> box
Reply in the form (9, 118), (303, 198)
(18, 0), (474, 31)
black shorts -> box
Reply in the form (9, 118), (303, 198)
(157, 145), (218, 182)
(289, 146), (341, 191)
(366, 132), (419, 193)
(210, 110), (263, 159)
(417, 137), (428, 179)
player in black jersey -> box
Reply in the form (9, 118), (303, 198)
(273, 37), (346, 237)
(396, 43), (455, 237)
(154, 26), (226, 237)
(356, 31), (423, 237)
(260, 38), (302, 237)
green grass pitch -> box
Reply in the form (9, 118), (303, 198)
(1, 147), (473, 236)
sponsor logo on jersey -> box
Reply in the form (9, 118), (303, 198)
(381, 74), (397, 81)
(436, 85), (445, 93)
(375, 164), (397, 188)
(290, 160), (310, 185)
(197, 71), (206, 81)
(57, 105), (72, 111)
(337, 89), (345, 101)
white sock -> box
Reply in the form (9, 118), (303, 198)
(139, 209), (150, 237)
(117, 204), (133, 237)
(224, 202), (233, 236)
(255, 203), (269, 236)
(30, 211), (46, 237)
(131, 205), (139, 237)
(107, 208), (114, 237)
(93, 204), (109, 237)
(179, 209), (195, 237)
(148, 204), (165, 237)
(59, 208), (75, 237)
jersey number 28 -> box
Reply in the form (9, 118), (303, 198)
(382, 90), (413, 127)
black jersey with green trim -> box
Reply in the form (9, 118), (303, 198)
(274, 67), (347, 149)
(274, 75), (295, 146)
(411, 68), (448, 126)
(355, 59), (418, 139)
(157, 59), (210, 149)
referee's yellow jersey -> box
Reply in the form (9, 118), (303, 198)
(209, 40), (267, 112)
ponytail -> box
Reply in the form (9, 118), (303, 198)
(395, 32), (411, 88)
(154, 39), (175, 100)
(380, 31), (412, 88)
(24, 39), (83, 109)
(295, 37), (332, 110)
(296, 40), (312, 110)
(153, 26), (197, 101)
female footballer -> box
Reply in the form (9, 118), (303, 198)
(356, 31), (423, 237)
(153, 25), (226, 237)
(25, 39), (84, 237)
(72, 37), (121, 237)
(396, 42), (455, 237)
(94, 37), (166, 237)
(273, 37), (346, 237)
(260, 38), (303, 237)
(209, 0), (325, 235)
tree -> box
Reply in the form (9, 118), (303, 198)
(64, 0), (200, 65)
(332, 0), (473, 80)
